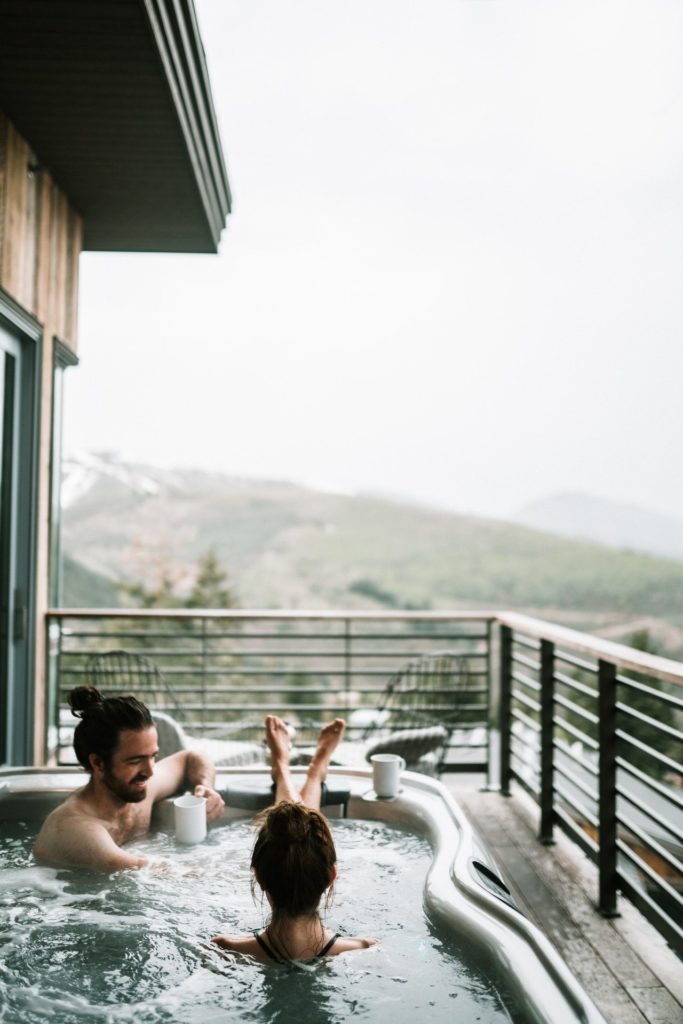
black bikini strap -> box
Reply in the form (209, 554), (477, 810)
(253, 930), (282, 963)
(318, 932), (340, 957)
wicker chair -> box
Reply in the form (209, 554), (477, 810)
(86, 649), (263, 766)
(87, 649), (182, 717)
(358, 651), (477, 773)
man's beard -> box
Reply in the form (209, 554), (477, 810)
(102, 768), (148, 803)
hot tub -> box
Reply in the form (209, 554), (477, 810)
(0, 766), (606, 1024)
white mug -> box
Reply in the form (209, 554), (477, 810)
(370, 753), (406, 798)
(173, 793), (207, 844)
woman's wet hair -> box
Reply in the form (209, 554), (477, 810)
(251, 801), (337, 920)
(69, 686), (153, 770)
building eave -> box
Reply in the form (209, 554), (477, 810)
(0, 0), (232, 253)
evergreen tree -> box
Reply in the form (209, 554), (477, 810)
(118, 549), (238, 609)
(186, 549), (238, 609)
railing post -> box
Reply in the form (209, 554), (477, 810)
(46, 614), (62, 765)
(499, 625), (512, 796)
(539, 639), (555, 844)
(200, 616), (208, 732)
(485, 619), (495, 789)
(344, 618), (352, 719)
(598, 658), (619, 917)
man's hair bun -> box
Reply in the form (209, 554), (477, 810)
(68, 685), (105, 718)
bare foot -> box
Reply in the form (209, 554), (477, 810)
(308, 719), (346, 778)
(264, 715), (291, 778)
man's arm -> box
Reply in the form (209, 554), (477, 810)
(34, 816), (148, 872)
(150, 750), (225, 821)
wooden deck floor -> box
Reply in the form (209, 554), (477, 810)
(443, 775), (683, 1024)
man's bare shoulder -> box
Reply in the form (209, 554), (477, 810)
(35, 789), (88, 836)
(33, 794), (147, 872)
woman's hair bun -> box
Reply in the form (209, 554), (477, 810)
(68, 685), (105, 718)
(267, 801), (311, 842)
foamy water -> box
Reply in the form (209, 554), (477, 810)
(0, 818), (517, 1023)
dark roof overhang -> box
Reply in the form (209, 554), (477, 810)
(0, 0), (231, 253)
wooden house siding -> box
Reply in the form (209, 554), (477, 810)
(0, 110), (82, 760)
(0, 112), (82, 348)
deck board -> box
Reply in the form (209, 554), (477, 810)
(443, 775), (683, 1024)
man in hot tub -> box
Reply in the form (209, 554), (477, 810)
(34, 685), (225, 871)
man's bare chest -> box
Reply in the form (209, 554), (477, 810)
(107, 803), (153, 844)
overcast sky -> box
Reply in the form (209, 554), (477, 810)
(64, 0), (683, 520)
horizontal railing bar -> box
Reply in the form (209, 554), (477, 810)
(554, 805), (599, 861)
(617, 674), (683, 710)
(58, 633), (489, 647)
(509, 764), (541, 798)
(616, 873), (683, 958)
(616, 730), (683, 775)
(511, 651), (540, 672)
(58, 667), (490, 680)
(143, 703), (359, 713)
(58, 685), (490, 698)
(511, 687), (541, 713)
(615, 757), (683, 813)
(553, 736), (600, 777)
(57, 667), (491, 684)
(510, 707), (540, 733)
(511, 634), (541, 652)
(446, 723), (488, 733)
(553, 759), (598, 802)
(510, 744), (539, 771)
(60, 702), (487, 715)
(554, 781), (600, 829)
(616, 702), (683, 743)
(445, 740), (488, 749)
(510, 736), (538, 760)
(511, 670), (541, 693)
(554, 669), (598, 701)
(58, 688), (489, 710)
(552, 649), (598, 675)
(553, 714), (600, 750)
(56, 624), (490, 637)
(49, 609), (498, 622)
(617, 812), (683, 874)
(554, 693), (598, 726)
(616, 839), (683, 908)
(57, 648), (490, 661)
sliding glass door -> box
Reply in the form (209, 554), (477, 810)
(0, 320), (34, 766)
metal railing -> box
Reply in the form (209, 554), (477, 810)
(46, 609), (492, 767)
(498, 612), (683, 958)
(45, 607), (683, 955)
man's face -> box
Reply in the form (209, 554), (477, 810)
(101, 727), (159, 803)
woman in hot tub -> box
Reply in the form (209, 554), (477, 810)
(212, 715), (376, 962)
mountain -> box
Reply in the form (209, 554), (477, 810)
(62, 553), (121, 608)
(514, 493), (683, 562)
(60, 454), (683, 656)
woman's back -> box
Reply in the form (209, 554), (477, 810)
(212, 799), (375, 963)
(213, 927), (374, 963)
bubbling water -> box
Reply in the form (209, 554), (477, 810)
(0, 818), (516, 1024)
